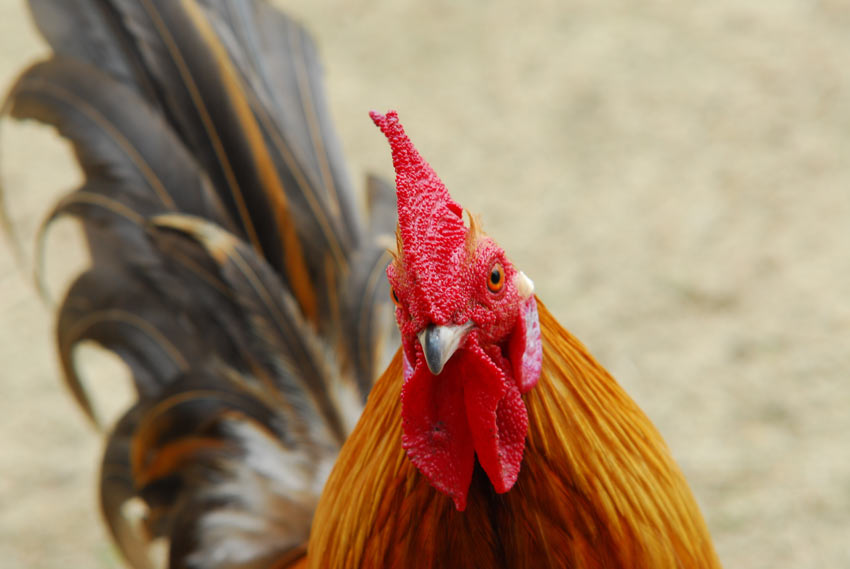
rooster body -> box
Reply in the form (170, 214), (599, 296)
(312, 306), (719, 568)
(5, 0), (721, 567)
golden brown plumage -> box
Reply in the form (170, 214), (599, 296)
(310, 300), (720, 568)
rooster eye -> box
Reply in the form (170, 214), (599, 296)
(391, 288), (402, 307)
(487, 263), (505, 293)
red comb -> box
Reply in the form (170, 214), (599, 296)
(370, 110), (466, 279)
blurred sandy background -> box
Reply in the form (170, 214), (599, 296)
(1, 1), (849, 567)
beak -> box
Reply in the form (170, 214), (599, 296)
(417, 321), (474, 375)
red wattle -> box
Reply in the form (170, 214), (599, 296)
(401, 357), (475, 511)
(401, 340), (530, 510)
(463, 342), (528, 494)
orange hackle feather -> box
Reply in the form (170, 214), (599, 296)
(309, 299), (721, 568)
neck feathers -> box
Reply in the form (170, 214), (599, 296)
(309, 300), (721, 568)
(508, 300), (721, 568)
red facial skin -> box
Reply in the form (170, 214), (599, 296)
(372, 111), (540, 511)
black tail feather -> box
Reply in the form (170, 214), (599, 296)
(3, 0), (399, 566)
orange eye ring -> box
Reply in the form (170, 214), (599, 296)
(487, 263), (505, 293)
(391, 288), (402, 307)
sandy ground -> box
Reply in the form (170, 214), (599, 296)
(1, 1), (849, 567)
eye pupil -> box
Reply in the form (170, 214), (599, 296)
(490, 269), (501, 284)
(391, 288), (401, 306)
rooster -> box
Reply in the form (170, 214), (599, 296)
(309, 111), (723, 568)
(4, 0), (721, 568)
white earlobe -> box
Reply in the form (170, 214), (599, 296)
(514, 271), (534, 299)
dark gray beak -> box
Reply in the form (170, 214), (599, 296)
(417, 321), (474, 375)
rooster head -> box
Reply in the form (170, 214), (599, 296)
(370, 110), (542, 511)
